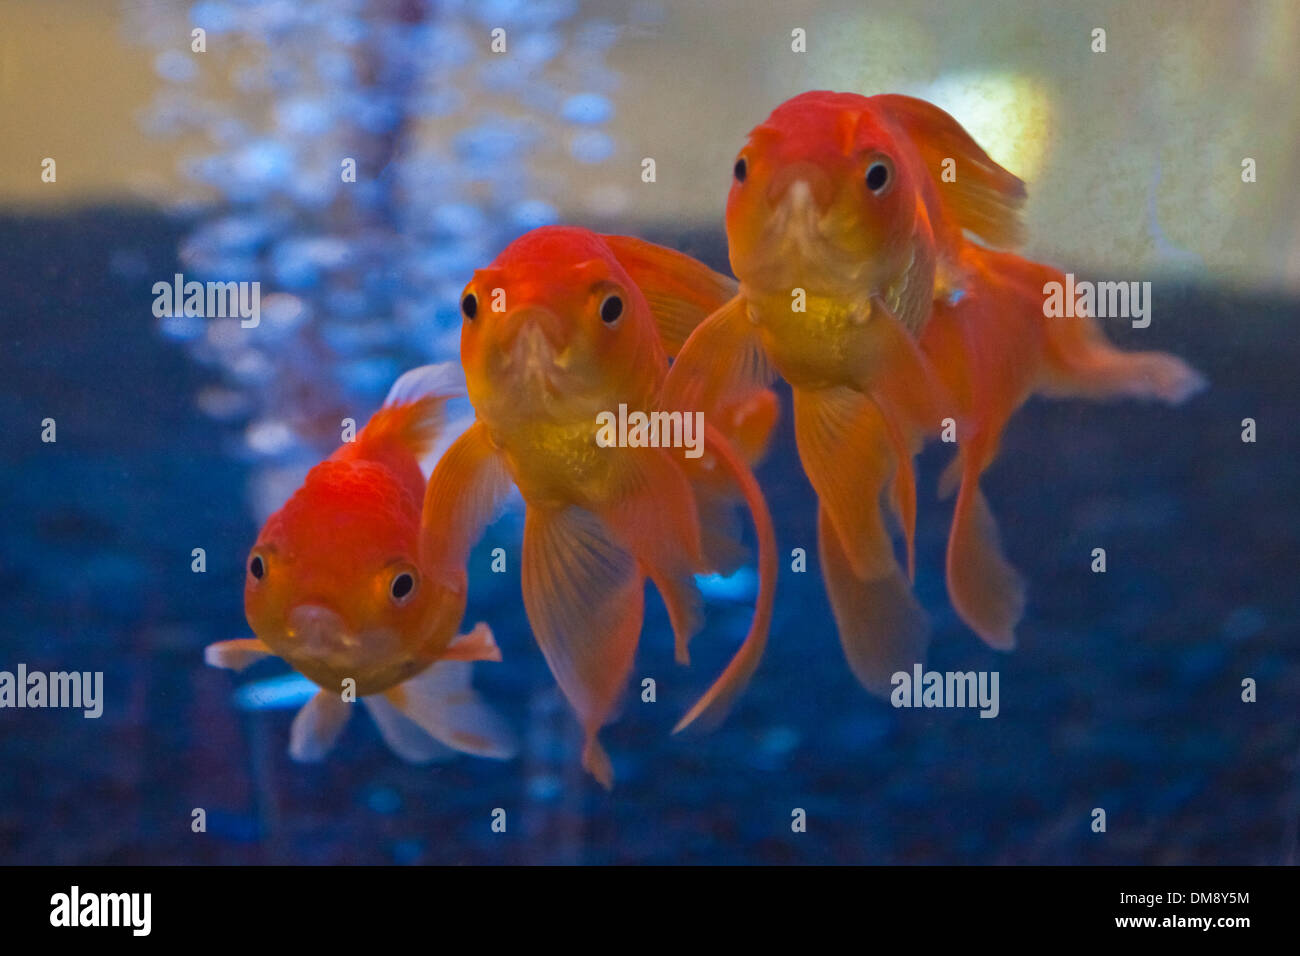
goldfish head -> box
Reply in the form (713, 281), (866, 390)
(243, 460), (461, 693)
(726, 91), (927, 298)
(458, 226), (665, 426)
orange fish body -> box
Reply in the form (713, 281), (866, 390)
(422, 226), (777, 787)
(919, 245), (1204, 645)
(205, 364), (516, 763)
(664, 90), (1202, 691)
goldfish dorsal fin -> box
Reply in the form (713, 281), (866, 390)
(601, 234), (738, 356)
(383, 361), (465, 409)
(352, 362), (464, 464)
(873, 94), (1027, 249)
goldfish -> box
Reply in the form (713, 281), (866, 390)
(663, 90), (1204, 693)
(204, 363), (517, 764)
(420, 225), (778, 787)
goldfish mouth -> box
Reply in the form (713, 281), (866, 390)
(742, 180), (868, 293)
(286, 604), (357, 658)
(503, 321), (567, 398)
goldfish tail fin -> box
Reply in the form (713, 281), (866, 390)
(818, 505), (930, 696)
(378, 661), (517, 760)
(204, 638), (273, 671)
(873, 93), (1027, 249)
(673, 426), (776, 734)
(522, 505), (645, 788)
(351, 362), (465, 464)
(601, 235), (737, 355)
(1041, 312), (1206, 404)
(945, 447), (1025, 649)
(361, 694), (458, 763)
(288, 690), (352, 762)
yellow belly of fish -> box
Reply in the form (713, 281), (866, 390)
(751, 291), (887, 391)
(495, 417), (615, 510)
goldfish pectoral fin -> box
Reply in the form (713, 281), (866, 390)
(673, 426), (777, 736)
(385, 662), (517, 759)
(792, 385), (899, 580)
(442, 622), (502, 663)
(204, 638), (274, 672)
(873, 93), (1027, 249)
(603, 448), (704, 665)
(361, 693), (457, 764)
(600, 234), (737, 355)
(720, 387), (780, 466)
(947, 473), (1025, 650)
(420, 421), (514, 585)
(818, 505), (930, 697)
(288, 690), (353, 762)
(662, 294), (775, 420)
(522, 505), (645, 787)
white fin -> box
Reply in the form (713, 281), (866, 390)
(442, 622), (503, 662)
(361, 694), (458, 763)
(204, 638), (274, 672)
(288, 690), (353, 762)
(383, 361), (465, 408)
(386, 662), (518, 760)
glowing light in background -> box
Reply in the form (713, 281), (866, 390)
(914, 73), (1054, 183)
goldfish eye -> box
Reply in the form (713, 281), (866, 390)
(600, 294), (624, 325)
(865, 160), (891, 195)
(461, 292), (478, 320)
(248, 553), (266, 581)
(389, 570), (416, 604)
(733, 157), (747, 183)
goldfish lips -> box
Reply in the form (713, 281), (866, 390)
(278, 602), (405, 691)
(493, 308), (575, 401)
(739, 175), (869, 297)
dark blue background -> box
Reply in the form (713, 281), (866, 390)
(1, 211), (1296, 864)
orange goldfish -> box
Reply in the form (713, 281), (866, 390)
(664, 90), (1203, 692)
(420, 225), (777, 787)
(205, 364), (517, 763)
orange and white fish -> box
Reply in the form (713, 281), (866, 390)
(664, 90), (1203, 692)
(205, 364), (517, 764)
(420, 226), (778, 787)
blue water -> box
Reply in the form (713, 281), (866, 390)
(1, 211), (1296, 864)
